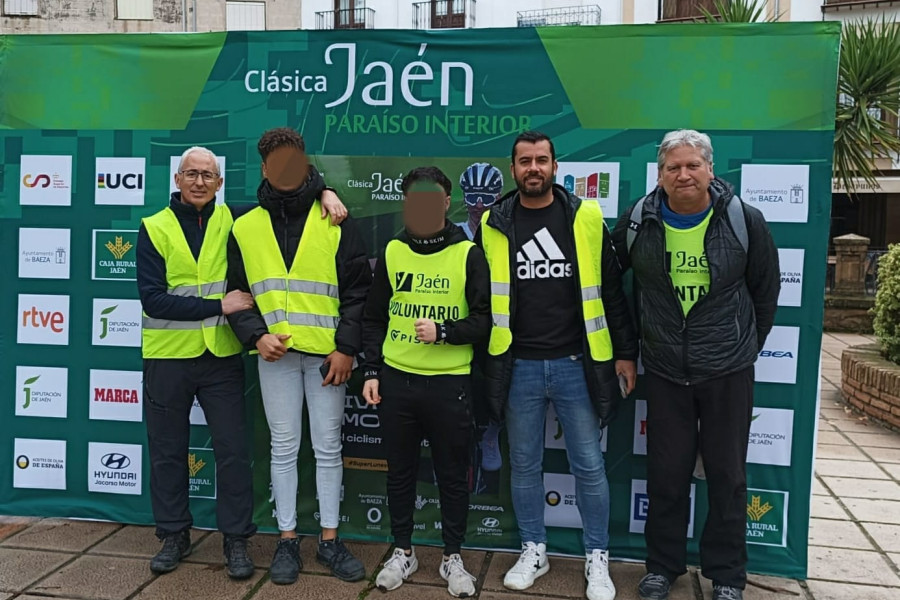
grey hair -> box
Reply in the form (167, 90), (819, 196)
(178, 146), (219, 173)
(657, 129), (714, 170)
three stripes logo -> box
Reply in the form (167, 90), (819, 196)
(395, 272), (413, 292)
(516, 227), (572, 280)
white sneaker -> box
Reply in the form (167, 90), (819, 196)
(440, 553), (476, 598)
(503, 542), (549, 590)
(585, 549), (616, 600)
(376, 547), (418, 592)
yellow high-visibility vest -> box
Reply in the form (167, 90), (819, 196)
(141, 205), (242, 359)
(231, 203), (341, 355)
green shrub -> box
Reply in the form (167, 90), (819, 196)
(873, 244), (900, 364)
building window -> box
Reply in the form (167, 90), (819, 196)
(3, 0), (40, 16)
(115, 0), (154, 20)
(658, 0), (719, 22)
(413, 0), (474, 29)
(517, 5), (602, 27)
(226, 1), (266, 31)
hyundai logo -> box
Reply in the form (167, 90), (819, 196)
(481, 517), (499, 528)
(101, 453), (130, 470)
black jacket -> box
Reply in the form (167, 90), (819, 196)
(611, 178), (780, 385)
(226, 167), (371, 357)
(361, 222), (491, 378)
(474, 185), (639, 426)
(137, 194), (227, 322)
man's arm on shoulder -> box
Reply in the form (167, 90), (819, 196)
(225, 228), (269, 347)
(743, 204), (781, 350)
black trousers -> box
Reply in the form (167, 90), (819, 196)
(379, 365), (474, 554)
(644, 366), (754, 589)
(144, 352), (256, 539)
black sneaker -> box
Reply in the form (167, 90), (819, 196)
(270, 538), (301, 585)
(223, 535), (254, 580)
(150, 530), (191, 574)
(317, 536), (366, 582)
(712, 584), (743, 600)
(638, 572), (671, 600)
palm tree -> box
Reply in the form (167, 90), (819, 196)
(700, 2), (900, 196)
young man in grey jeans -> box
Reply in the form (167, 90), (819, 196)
(226, 128), (371, 584)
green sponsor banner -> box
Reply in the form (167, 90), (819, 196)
(0, 24), (839, 580)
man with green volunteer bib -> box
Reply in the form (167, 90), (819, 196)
(138, 145), (347, 578)
(226, 128), (370, 585)
(361, 167), (491, 598)
(475, 131), (638, 600)
(611, 130), (780, 600)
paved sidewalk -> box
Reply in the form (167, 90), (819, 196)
(2, 332), (899, 600)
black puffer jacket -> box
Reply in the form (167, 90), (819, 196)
(611, 178), (780, 385)
(226, 167), (371, 356)
(474, 185), (639, 426)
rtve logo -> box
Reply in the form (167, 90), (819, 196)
(22, 306), (64, 332)
(17, 294), (70, 345)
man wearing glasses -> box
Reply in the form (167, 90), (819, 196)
(137, 145), (346, 578)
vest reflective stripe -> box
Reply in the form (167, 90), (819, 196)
(480, 201), (613, 362)
(382, 239), (473, 376)
(232, 203), (341, 355)
(141, 206), (242, 359)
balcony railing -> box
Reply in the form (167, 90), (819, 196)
(315, 7), (376, 30)
(412, 0), (475, 29)
(657, 0), (720, 22)
(517, 5), (601, 27)
(822, 0), (900, 12)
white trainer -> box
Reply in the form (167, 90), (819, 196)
(439, 553), (476, 598)
(376, 547), (418, 592)
(503, 541), (550, 590)
(585, 549), (616, 600)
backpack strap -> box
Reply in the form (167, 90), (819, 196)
(625, 197), (647, 254)
(727, 195), (749, 254)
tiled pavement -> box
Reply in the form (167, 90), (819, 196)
(2, 332), (899, 600)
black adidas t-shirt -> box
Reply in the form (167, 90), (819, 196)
(512, 198), (583, 360)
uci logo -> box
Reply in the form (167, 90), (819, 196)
(481, 517), (499, 528)
(545, 491), (561, 507)
(97, 173), (144, 190)
(101, 453), (131, 470)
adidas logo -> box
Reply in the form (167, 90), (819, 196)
(517, 227), (572, 280)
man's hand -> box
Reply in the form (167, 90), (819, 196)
(615, 359), (637, 396)
(322, 351), (353, 386)
(221, 290), (254, 315)
(321, 189), (348, 225)
(256, 333), (291, 362)
(362, 379), (381, 405)
(414, 318), (438, 343)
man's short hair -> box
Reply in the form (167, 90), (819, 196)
(657, 129), (714, 169)
(511, 131), (556, 163)
(178, 146), (219, 173)
(257, 127), (306, 161)
(401, 166), (452, 196)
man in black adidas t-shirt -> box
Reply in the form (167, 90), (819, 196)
(475, 131), (638, 600)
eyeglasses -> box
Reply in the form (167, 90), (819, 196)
(463, 192), (499, 207)
(179, 169), (220, 183)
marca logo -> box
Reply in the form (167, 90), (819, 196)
(92, 299), (142, 347)
(93, 230), (138, 281)
(19, 155), (72, 206)
(755, 326), (800, 385)
(189, 448), (216, 499)
(15, 366), (68, 418)
(747, 408), (794, 467)
(517, 227), (572, 280)
(777, 248), (805, 308)
(633, 399), (648, 456)
(630, 479), (696, 537)
(740, 164), (809, 223)
(89, 369), (143, 422)
(746, 489), (788, 547)
(17, 294), (69, 346)
(13, 438), (67, 490)
(556, 161), (620, 216)
(544, 403), (608, 452)
(95, 157), (146, 205)
(170, 156), (227, 205)
(18, 227), (71, 280)
(88, 442), (142, 495)
(544, 473), (582, 529)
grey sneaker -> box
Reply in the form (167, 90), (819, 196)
(439, 553), (476, 598)
(638, 572), (670, 600)
(712, 584), (743, 600)
(376, 547), (419, 592)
